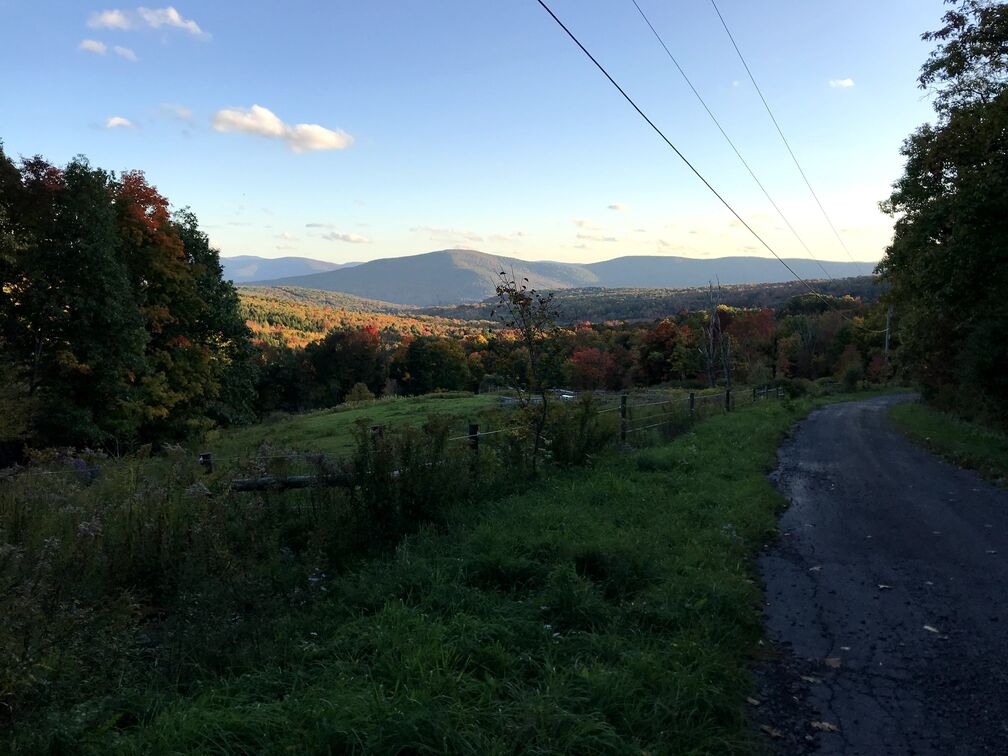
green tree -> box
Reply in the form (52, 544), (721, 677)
(0, 150), (146, 446)
(878, 0), (1008, 421)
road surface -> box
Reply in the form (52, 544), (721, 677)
(757, 394), (1008, 754)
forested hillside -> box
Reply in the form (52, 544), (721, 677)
(255, 248), (868, 305)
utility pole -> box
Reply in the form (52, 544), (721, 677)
(884, 305), (893, 361)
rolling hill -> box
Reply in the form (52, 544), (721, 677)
(252, 249), (870, 305)
(221, 255), (361, 283)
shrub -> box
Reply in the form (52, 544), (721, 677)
(546, 395), (617, 468)
(345, 382), (375, 403)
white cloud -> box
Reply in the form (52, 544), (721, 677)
(305, 222), (335, 229)
(573, 218), (599, 230)
(105, 116), (135, 129)
(607, 202), (626, 211)
(322, 231), (369, 244)
(88, 6), (208, 37)
(212, 105), (353, 152)
(79, 39), (107, 54)
(276, 231), (298, 241)
(114, 45), (138, 61)
(88, 9), (131, 29)
(829, 78), (855, 88)
(137, 6), (206, 36)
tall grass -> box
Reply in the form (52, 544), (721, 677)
(1, 388), (841, 752)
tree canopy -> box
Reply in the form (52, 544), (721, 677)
(878, 0), (1008, 423)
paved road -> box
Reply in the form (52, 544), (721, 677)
(758, 395), (1008, 754)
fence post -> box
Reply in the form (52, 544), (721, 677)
(620, 394), (628, 443)
(468, 423), (479, 455)
(724, 389), (731, 412)
(688, 392), (695, 416)
(198, 452), (213, 474)
(752, 387), (757, 402)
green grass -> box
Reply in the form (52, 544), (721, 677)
(888, 401), (1008, 485)
(206, 392), (503, 461)
(47, 398), (819, 755)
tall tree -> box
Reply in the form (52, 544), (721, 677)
(878, 0), (1008, 421)
(0, 150), (146, 446)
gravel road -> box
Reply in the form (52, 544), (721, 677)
(757, 394), (1008, 754)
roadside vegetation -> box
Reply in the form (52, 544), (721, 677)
(3, 389), (850, 753)
(888, 402), (1008, 486)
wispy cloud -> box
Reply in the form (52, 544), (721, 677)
(88, 6), (208, 37)
(576, 232), (618, 243)
(212, 105), (353, 152)
(105, 116), (135, 129)
(79, 39), (107, 54)
(276, 231), (298, 241)
(411, 225), (483, 244)
(829, 78), (855, 88)
(138, 6), (205, 35)
(607, 202), (626, 211)
(489, 231), (526, 242)
(161, 103), (192, 120)
(114, 45), (138, 61)
(322, 231), (369, 244)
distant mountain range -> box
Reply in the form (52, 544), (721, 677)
(247, 249), (871, 306)
(221, 255), (361, 283)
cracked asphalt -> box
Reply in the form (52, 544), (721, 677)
(758, 394), (1008, 754)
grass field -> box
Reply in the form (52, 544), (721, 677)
(888, 401), (1008, 485)
(205, 392), (504, 462)
(4, 388), (889, 753)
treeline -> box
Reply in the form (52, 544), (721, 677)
(255, 292), (892, 415)
(0, 144), (255, 449)
(418, 277), (884, 323)
(240, 287), (493, 348)
(877, 0), (1008, 426)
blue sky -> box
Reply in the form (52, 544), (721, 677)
(1, 1), (946, 269)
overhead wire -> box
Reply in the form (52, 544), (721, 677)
(708, 0), (868, 276)
(629, 0), (833, 280)
(533, 0), (882, 332)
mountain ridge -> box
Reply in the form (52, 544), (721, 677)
(250, 248), (871, 306)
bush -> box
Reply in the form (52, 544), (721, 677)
(841, 364), (864, 392)
(782, 377), (813, 398)
(545, 395), (617, 468)
(345, 382), (375, 403)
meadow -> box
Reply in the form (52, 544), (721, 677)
(0, 384), (867, 753)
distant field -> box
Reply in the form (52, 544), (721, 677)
(205, 392), (505, 463)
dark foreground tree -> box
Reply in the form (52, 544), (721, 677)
(878, 0), (1008, 423)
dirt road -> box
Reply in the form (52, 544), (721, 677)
(758, 394), (1008, 754)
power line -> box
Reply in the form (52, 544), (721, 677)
(708, 0), (868, 276)
(629, 0), (833, 280)
(532, 0), (852, 318)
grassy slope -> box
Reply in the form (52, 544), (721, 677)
(102, 398), (819, 754)
(888, 402), (1008, 485)
(206, 393), (503, 462)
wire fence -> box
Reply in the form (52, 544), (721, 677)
(2, 385), (786, 489)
